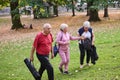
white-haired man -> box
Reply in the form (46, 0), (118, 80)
(30, 23), (54, 80)
(78, 21), (95, 68)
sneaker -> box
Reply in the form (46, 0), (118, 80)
(86, 63), (91, 66)
(92, 61), (96, 65)
(59, 67), (63, 73)
(80, 65), (84, 69)
(63, 71), (69, 74)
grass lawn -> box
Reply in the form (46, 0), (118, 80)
(0, 15), (120, 80)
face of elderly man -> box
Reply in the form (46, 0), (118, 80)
(43, 23), (51, 35)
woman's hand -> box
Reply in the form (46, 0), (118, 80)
(80, 36), (85, 40)
(64, 41), (70, 44)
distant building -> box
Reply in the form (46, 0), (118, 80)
(0, 7), (10, 15)
(75, 0), (87, 11)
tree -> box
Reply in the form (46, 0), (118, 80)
(48, 0), (68, 16)
(71, 0), (75, 16)
(0, 0), (23, 29)
(52, 0), (59, 16)
(89, 7), (101, 21)
(88, 0), (101, 21)
(103, 0), (120, 17)
(10, 0), (23, 30)
(26, 0), (42, 19)
(65, 0), (77, 16)
(0, 0), (9, 9)
(103, 0), (110, 17)
(86, 0), (92, 16)
(104, 4), (109, 17)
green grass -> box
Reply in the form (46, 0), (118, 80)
(0, 25), (120, 80)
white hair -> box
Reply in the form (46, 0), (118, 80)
(60, 23), (68, 31)
(83, 21), (90, 28)
(43, 23), (51, 28)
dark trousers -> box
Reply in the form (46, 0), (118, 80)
(36, 53), (54, 80)
(79, 44), (91, 65)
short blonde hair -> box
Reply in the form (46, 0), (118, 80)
(43, 23), (51, 28)
(83, 21), (90, 28)
(60, 23), (68, 31)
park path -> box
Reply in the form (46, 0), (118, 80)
(0, 9), (120, 42)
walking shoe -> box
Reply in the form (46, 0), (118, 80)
(92, 61), (96, 65)
(59, 67), (63, 73)
(86, 63), (91, 66)
(63, 71), (69, 74)
(80, 65), (84, 69)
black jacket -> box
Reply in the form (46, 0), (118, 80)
(91, 45), (99, 64)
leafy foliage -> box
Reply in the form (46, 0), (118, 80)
(0, 0), (9, 9)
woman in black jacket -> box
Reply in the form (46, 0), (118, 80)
(78, 21), (95, 68)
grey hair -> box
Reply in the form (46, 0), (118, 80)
(60, 23), (68, 31)
(43, 23), (51, 28)
(83, 21), (90, 28)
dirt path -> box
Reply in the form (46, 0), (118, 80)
(0, 9), (120, 42)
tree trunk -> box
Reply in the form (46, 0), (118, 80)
(103, 5), (109, 17)
(88, 9), (101, 21)
(33, 8), (38, 19)
(86, 1), (92, 16)
(53, 5), (58, 16)
(46, 7), (49, 15)
(88, 0), (101, 22)
(72, 0), (75, 16)
(10, 0), (23, 30)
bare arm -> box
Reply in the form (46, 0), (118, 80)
(51, 44), (54, 59)
(92, 32), (95, 45)
(30, 46), (35, 61)
(77, 33), (85, 40)
(70, 36), (84, 40)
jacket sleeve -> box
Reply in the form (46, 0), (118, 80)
(70, 34), (80, 40)
(33, 34), (39, 49)
(56, 32), (65, 45)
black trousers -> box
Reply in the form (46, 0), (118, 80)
(79, 44), (91, 65)
(36, 53), (54, 80)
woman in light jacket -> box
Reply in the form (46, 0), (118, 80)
(56, 23), (83, 74)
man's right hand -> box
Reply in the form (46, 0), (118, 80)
(30, 46), (35, 62)
(30, 56), (34, 62)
